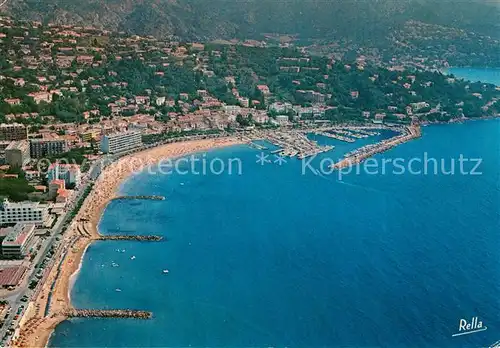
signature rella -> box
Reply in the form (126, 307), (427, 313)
(453, 317), (488, 337)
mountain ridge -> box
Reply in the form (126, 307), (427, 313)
(2, 0), (499, 42)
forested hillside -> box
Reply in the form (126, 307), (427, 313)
(3, 0), (499, 42)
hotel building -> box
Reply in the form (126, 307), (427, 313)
(0, 123), (28, 141)
(29, 139), (68, 159)
(0, 199), (49, 227)
(1, 224), (36, 258)
(100, 131), (142, 154)
(80, 130), (99, 142)
(47, 163), (81, 187)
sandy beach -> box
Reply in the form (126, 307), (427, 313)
(12, 137), (242, 348)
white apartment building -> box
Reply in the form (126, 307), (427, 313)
(293, 106), (325, 119)
(275, 115), (290, 126)
(238, 97), (249, 107)
(47, 163), (82, 187)
(223, 104), (241, 115)
(156, 96), (166, 106)
(0, 199), (49, 227)
(1, 223), (36, 258)
(269, 102), (293, 115)
(100, 131), (142, 154)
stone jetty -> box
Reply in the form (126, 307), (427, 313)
(66, 309), (152, 319)
(111, 195), (165, 201)
(331, 125), (421, 170)
(96, 235), (163, 241)
(77, 222), (163, 241)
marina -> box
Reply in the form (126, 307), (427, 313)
(345, 128), (380, 137)
(313, 130), (355, 143)
(329, 128), (367, 139)
(245, 130), (334, 159)
(242, 124), (408, 160)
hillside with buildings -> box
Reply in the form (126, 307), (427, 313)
(0, 14), (498, 204)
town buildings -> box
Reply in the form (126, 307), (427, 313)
(29, 139), (68, 158)
(100, 131), (142, 154)
(80, 130), (99, 142)
(269, 102), (293, 115)
(1, 224), (36, 258)
(0, 123), (27, 141)
(0, 265), (28, 288)
(410, 102), (430, 112)
(0, 199), (49, 226)
(275, 115), (290, 126)
(47, 163), (81, 188)
(27, 91), (53, 104)
(5, 140), (30, 167)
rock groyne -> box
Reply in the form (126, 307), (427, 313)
(66, 309), (152, 319)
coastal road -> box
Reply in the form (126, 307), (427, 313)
(0, 179), (95, 344)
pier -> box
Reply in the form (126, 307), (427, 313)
(331, 125), (421, 170)
(111, 195), (165, 201)
(66, 309), (152, 319)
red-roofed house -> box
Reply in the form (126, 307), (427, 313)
(4, 98), (21, 105)
(257, 85), (270, 95)
(48, 179), (65, 198)
(56, 188), (70, 203)
(28, 92), (52, 104)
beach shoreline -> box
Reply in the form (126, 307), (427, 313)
(13, 137), (243, 348)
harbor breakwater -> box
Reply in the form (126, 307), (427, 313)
(96, 235), (163, 241)
(332, 125), (421, 170)
(77, 222), (163, 242)
(111, 195), (166, 201)
(66, 309), (152, 319)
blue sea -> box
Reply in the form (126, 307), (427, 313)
(49, 118), (500, 347)
(446, 67), (500, 86)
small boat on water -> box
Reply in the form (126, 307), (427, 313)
(115, 288), (122, 292)
(162, 269), (169, 274)
(112, 262), (119, 267)
(131, 256), (136, 260)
